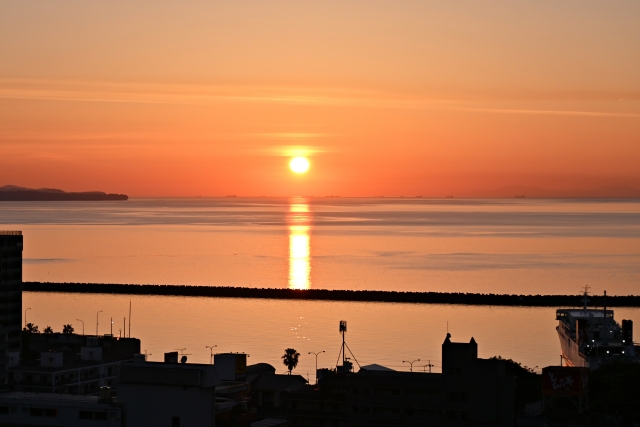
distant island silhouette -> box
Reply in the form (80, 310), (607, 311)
(0, 185), (127, 201)
(469, 185), (640, 198)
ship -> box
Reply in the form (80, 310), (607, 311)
(556, 288), (639, 370)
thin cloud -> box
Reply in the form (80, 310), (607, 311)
(1, 78), (638, 118)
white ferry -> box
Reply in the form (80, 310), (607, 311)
(556, 290), (637, 370)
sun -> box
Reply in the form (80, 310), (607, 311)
(289, 157), (310, 174)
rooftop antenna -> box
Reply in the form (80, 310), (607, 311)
(129, 300), (131, 338)
(603, 290), (607, 318)
(175, 348), (192, 359)
(335, 320), (360, 370)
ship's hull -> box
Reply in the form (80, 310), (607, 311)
(557, 325), (588, 368)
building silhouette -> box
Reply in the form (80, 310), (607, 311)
(288, 334), (516, 426)
(0, 231), (23, 385)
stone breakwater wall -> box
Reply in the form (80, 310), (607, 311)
(22, 282), (640, 307)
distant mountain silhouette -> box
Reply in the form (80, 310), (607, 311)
(469, 185), (640, 198)
(0, 185), (127, 201)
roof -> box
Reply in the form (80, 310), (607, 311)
(251, 373), (307, 392)
(247, 363), (276, 375)
(359, 364), (396, 372)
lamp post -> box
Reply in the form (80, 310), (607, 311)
(24, 307), (31, 327)
(96, 310), (103, 336)
(402, 358), (420, 372)
(76, 319), (84, 335)
(206, 345), (217, 364)
(308, 350), (325, 384)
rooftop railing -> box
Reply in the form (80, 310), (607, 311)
(0, 231), (22, 236)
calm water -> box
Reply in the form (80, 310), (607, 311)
(21, 292), (640, 378)
(4, 198), (640, 376)
(1, 197), (639, 294)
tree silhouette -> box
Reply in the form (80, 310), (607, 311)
(62, 324), (74, 335)
(282, 348), (300, 375)
(23, 323), (39, 334)
(43, 326), (53, 334)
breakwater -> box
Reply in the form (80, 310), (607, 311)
(22, 282), (640, 307)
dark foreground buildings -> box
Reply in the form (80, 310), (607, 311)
(0, 231), (23, 386)
(288, 334), (516, 427)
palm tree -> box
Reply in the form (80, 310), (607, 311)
(282, 348), (300, 375)
(43, 326), (53, 335)
(62, 324), (74, 335)
(23, 323), (39, 334)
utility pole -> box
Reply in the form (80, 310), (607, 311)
(96, 310), (103, 336)
(24, 307), (31, 327)
(422, 360), (434, 373)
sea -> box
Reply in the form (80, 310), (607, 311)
(3, 197), (640, 377)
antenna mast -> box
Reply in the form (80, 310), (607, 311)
(335, 320), (360, 371)
(583, 285), (590, 310)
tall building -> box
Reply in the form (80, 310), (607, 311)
(0, 231), (23, 385)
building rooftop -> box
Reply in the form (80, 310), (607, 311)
(251, 373), (307, 392)
(0, 231), (21, 236)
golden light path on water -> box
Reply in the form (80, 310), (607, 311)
(288, 201), (311, 289)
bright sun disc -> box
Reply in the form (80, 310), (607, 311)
(289, 157), (309, 174)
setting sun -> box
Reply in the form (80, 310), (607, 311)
(289, 157), (310, 174)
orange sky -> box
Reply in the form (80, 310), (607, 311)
(1, 1), (639, 197)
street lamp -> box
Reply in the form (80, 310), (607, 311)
(96, 310), (103, 336)
(403, 358), (421, 372)
(76, 319), (84, 335)
(24, 307), (31, 327)
(206, 345), (217, 364)
(308, 350), (325, 384)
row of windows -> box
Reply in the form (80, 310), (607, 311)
(339, 387), (442, 397)
(0, 406), (110, 421)
(0, 406), (57, 418)
(79, 411), (108, 420)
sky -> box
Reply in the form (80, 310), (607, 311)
(1, 1), (639, 197)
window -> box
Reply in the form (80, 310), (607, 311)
(79, 411), (93, 419)
(94, 412), (108, 420)
(44, 408), (57, 418)
(446, 392), (468, 403)
(172, 416), (180, 427)
(30, 408), (44, 417)
(0, 406), (8, 414)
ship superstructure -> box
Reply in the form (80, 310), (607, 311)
(556, 290), (638, 370)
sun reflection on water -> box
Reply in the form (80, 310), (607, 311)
(288, 201), (311, 290)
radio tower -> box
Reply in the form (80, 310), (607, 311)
(335, 320), (360, 373)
